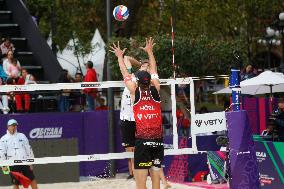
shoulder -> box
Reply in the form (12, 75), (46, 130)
(0, 134), (7, 141)
(17, 133), (28, 139)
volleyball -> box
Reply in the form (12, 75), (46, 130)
(113, 5), (129, 21)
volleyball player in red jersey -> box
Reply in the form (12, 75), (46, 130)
(110, 37), (163, 189)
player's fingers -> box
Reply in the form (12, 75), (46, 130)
(109, 46), (116, 51)
(153, 43), (156, 47)
(112, 43), (117, 48)
(117, 41), (120, 49)
(109, 50), (115, 53)
(122, 48), (127, 53)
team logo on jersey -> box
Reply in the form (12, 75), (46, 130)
(153, 159), (161, 165)
(137, 114), (143, 120)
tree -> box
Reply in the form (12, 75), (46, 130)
(26, 0), (284, 77)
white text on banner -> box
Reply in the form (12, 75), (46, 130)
(191, 112), (227, 134)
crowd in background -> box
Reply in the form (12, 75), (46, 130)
(0, 37), (107, 114)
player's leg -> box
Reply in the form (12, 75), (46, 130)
(30, 179), (38, 189)
(121, 120), (136, 178)
(149, 167), (160, 189)
(134, 139), (152, 189)
(159, 168), (171, 189)
(12, 185), (19, 189)
(134, 169), (148, 189)
(126, 146), (134, 178)
(150, 139), (164, 189)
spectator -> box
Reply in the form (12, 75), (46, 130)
(261, 120), (274, 137)
(70, 72), (85, 112)
(95, 97), (108, 110)
(5, 77), (16, 113)
(240, 65), (256, 81)
(0, 37), (15, 57)
(57, 69), (72, 112)
(0, 59), (7, 82)
(0, 77), (9, 114)
(270, 99), (284, 141)
(83, 61), (98, 111)
(0, 119), (38, 189)
(7, 58), (21, 79)
(14, 68), (36, 113)
(3, 50), (21, 78)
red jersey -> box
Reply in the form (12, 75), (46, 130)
(83, 68), (98, 97)
(133, 87), (162, 139)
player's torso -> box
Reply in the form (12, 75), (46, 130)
(133, 87), (162, 139)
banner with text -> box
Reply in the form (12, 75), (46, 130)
(191, 112), (227, 134)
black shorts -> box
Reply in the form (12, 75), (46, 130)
(120, 120), (136, 148)
(134, 138), (164, 169)
(9, 165), (35, 185)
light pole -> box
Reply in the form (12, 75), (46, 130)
(278, 12), (284, 72)
(257, 27), (281, 70)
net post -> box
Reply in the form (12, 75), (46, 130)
(170, 83), (178, 149)
(189, 77), (197, 150)
(106, 0), (116, 178)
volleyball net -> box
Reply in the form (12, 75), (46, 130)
(0, 77), (207, 166)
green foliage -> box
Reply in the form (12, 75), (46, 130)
(26, 0), (284, 79)
(108, 35), (246, 80)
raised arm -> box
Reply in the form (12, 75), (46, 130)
(140, 37), (160, 92)
(124, 56), (141, 68)
(110, 42), (136, 94)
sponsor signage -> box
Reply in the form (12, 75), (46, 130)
(191, 112), (227, 134)
(30, 127), (63, 139)
(255, 141), (284, 188)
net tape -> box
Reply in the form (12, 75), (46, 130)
(0, 148), (206, 166)
(0, 78), (192, 92)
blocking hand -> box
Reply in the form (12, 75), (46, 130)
(109, 41), (127, 58)
(140, 37), (156, 53)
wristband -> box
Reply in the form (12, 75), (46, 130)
(124, 75), (132, 82)
(151, 73), (159, 80)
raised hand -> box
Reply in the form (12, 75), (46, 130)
(140, 37), (156, 53)
(109, 41), (127, 58)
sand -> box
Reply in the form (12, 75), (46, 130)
(1, 177), (204, 189)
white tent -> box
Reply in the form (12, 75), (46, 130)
(214, 71), (284, 95)
(48, 29), (106, 81)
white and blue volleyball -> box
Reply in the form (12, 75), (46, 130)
(113, 5), (129, 21)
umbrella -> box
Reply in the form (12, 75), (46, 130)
(214, 71), (284, 95)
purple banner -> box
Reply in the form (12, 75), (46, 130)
(226, 110), (260, 189)
(0, 111), (127, 176)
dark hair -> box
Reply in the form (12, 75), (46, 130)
(278, 98), (284, 103)
(58, 69), (70, 83)
(6, 77), (15, 84)
(75, 72), (83, 76)
(86, 61), (93, 69)
(135, 70), (151, 88)
(141, 59), (149, 64)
